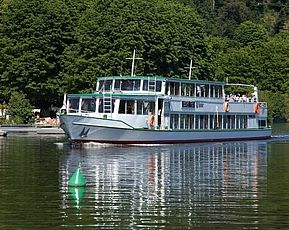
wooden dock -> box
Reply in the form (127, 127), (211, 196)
(0, 130), (7, 137)
(0, 127), (64, 136)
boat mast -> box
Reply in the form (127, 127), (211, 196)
(185, 59), (196, 80)
(126, 49), (142, 76)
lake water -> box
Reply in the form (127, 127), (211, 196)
(1, 124), (289, 229)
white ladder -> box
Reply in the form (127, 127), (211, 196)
(103, 94), (112, 114)
(148, 77), (156, 92)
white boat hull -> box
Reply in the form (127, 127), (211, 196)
(60, 115), (272, 144)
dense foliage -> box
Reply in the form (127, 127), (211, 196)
(0, 0), (288, 122)
(7, 91), (33, 124)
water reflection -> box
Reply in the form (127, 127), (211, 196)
(60, 141), (268, 228)
(69, 187), (85, 209)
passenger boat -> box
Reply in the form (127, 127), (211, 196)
(59, 55), (272, 144)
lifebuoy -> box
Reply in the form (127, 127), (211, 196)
(224, 102), (230, 112)
(254, 102), (261, 113)
(149, 114), (155, 128)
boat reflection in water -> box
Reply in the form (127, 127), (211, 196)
(60, 141), (268, 228)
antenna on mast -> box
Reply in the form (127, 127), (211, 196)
(126, 49), (142, 76)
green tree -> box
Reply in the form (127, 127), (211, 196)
(60, 0), (210, 93)
(0, 0), (89, 108)
(255, 31), (289, 93)
(233, 21), (269, 47)
(214, 0), (251, 37)
(259, 91), (289, 123)
(7, 91), (34, 124)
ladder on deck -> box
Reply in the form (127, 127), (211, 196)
(148, 77), (156, 92)
(103, 94), (112, 114)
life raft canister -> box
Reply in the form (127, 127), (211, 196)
(254, 102), (261, 114)
(224, 102), (230, 112)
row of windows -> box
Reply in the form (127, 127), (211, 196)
(97, 79), (224, 98)
(68, 97), (156, 115)
(68, 98), (96, 113)
(98, 79), (162, 92)
(165, 82), (223, 98)
(170, 114), (248, 130)
(118, 100), (155, 115)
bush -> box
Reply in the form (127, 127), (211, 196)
(7, 92), (34, 124)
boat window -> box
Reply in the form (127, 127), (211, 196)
(171, 113), (196, 129)
(118, 100), (136, 114)
(180, 114), (186, 129)
(81, 98), (96, 113)
(142, 80), (162, 92)
(189, 84), (195, 97)
(258, 119), (266, 128)
(127, 100), (135, 114)
(137, 101), (143, 114)
(98, 80), (104, 91)
(121, 80), (133, 91)
(98, 99), (103, 113)
(120, 79), (141, 91)
(104, 80), (113, 91)
(209, 115), (214, 129)
(223, 115), (237, 129)
(181, 83), (195, 97)
(236, 115), (247, 129)
(204, 85), (209, 97)
(181, 83), (186, 96)
(196, 84), (209, 97)
(165, 83), (169, 95)
(170, 114), (179, 129)
(143, 80), (148, 91)
(137, 101), (148, 115)
(223, 116), (228, 129)
(186, 114), (194, 129)
(68, 97), (80, 113)
(164, 101), (170, 116)
(210, 85), (223, 98)
(199, 115), (208, 129)
(134, 80), (141, 91)
(216, 85), (223, 98)
(169, 82), (180, 96)
(114, 80), (121, 90)
(182, 101), (195, 108)
(156, 81), (162, 92)
(137, 101), (155, 115)
(230, 115), (235, 129)
(210, 85), (215, 98)
(119, 100), (125, 114)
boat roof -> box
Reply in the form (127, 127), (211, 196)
(97, 76), (225, 85)
(67, 92), (165, 97)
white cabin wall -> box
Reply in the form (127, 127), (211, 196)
(115, 114), (149, 128)
(248, 117), (258, 128)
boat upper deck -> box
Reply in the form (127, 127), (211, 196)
(93, 76), (225, 99)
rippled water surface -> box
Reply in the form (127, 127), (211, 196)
(1, 126), (289, 229)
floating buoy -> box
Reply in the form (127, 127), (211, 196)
(69, 166), (86, 187)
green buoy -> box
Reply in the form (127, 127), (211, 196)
(69, 165), (86, 187)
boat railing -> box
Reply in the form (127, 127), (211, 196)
(225, 94), (257, 103)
